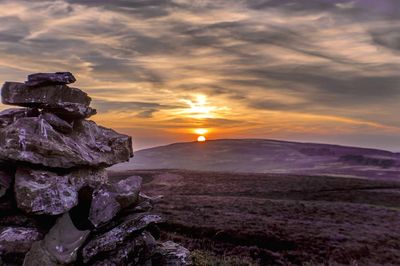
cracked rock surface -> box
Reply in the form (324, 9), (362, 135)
(0, 72), (190, 265)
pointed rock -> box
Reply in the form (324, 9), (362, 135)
(25, 72), (76, 87)
(39, 112), (73, 134)
(89, 176), (142, 227)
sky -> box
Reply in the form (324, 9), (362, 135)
(0, 0), (400, 151)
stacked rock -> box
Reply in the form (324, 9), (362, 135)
(0, 72), (190, 265)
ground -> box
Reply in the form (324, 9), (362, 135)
(109, 169), (400, 265)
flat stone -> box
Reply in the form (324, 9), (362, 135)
(152, 241), (192, 266)
(0, 108), (38, 128)
(0, 227), (42, 255)
(40, 112), (72, 134)
(89, 176), (142, 227)
(25, 72), (76, 87)
(42, 102), (96, 119)
(0, 118), (133, 168)
(81, 213), (163, 263)
(14, 167), (108, 215)
(1, 82), (91, 108)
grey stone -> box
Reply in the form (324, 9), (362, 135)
(0, 118), (133, 168)
(82, 213), (163, 263)
(14, 167), (108, 215)
(153, 241), (192, 266)
(25, 72), (76, 87)
(2, 82), (91, 107)
(39, 112), (72, 134)
(0, 108), (38, 128)
(89, 176), (142, 227)
(24, 213), (90, 265)
(0, 227), (42, 255)
(42, 102), (96, 119)
(91, 231), (156, 266)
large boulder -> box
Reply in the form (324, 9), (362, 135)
(14, 167), (108, 215)
(25, 72), (76, 87)
(1, 82), (95, 119)
(89, 176), (142, 227)
(0, 118), (133, 168)
(81, 213), (163, 263)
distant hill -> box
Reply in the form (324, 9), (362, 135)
(110, 139), (400, 180)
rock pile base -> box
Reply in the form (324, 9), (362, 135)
(0, 72), (190, 265)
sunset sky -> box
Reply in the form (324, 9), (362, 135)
(0, 0), (400, 150)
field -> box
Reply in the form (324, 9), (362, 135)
(109, 169), (400, 265)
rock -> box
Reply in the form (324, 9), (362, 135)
(23, 241), (61, 266)
(81, 213), (163, 263)
(24, 213), (90, 265)
(89, 187), (121, 228)
(0, 108), (38, 128)
(90, 231), (156, 266)
(89, 176), (142, 227)
(2, 82), (90, 107)
(14, 167), (108, 215)
(25, 72), (76, 87)
(42, 102), (96, 119)
(0, 227), (42, 255)
(152, 241), (192, 266)
(39, 112), (72, 134)
(0, 118), (133, 168)
(0, 168), (12, 198)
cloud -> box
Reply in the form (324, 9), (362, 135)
(1, 0), (400, 149)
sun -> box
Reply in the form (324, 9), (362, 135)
(197, 135), (206, 142)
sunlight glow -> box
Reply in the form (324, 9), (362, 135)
(194, 128), (208, 135)
(181, 95), (216, 119)
(197, 135), (206, 142)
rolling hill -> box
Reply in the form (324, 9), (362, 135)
(110, 139), (400, 180)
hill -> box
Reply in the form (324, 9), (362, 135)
(110, 139), (400, 180)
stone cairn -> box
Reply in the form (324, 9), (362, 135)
(0, 72), (190, 265)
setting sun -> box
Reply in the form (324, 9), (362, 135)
(197, 135), (206, 142)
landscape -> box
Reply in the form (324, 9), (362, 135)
(1, 0), (400, 265)
(109, 139), (400, 265)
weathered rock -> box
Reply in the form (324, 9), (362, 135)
(89, 176), (142, 227)
(152, 241), (192, 266)
(81, 213), (163, 263)
(43, 102), (97, 119)
(0, 227), (42, 255)
(0, 108), (38, 128)
(40, 112), (72, 134)
(23, 241), (61, 266)
(24, 213), (90, 265)
(25, 72), (76, 87)
(0, 118), (133, 168)
(14, 167), (108, 215)
(2, 82), (91, 107)
(90, 231), (156, 266)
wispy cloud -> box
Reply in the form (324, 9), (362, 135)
(1, 0), (400, 150)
